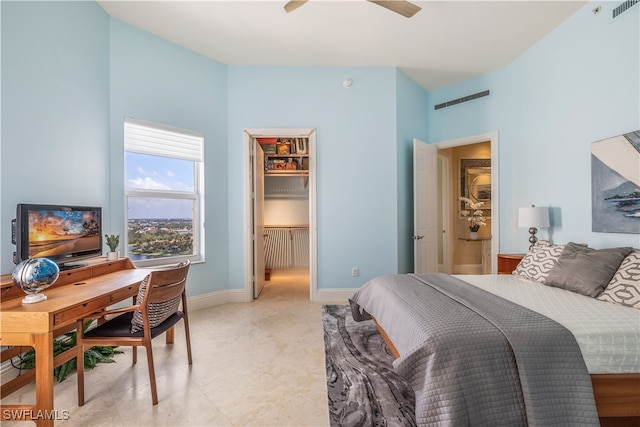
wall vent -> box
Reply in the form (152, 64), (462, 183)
(613, 0), (638, 18)
(434, 90), (490, 110)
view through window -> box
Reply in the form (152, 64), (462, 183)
(124, 118), (204, 266)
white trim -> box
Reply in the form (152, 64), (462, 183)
(313, 289), (357, 303)
(1, 359), (18, 382)
(187, 289), (250, 311)
(434, 131), (500, 274)
(452, 264), (483, 275)
(243, 128), (318, 302)
(439, 154), (452, 274)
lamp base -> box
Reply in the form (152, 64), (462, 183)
(22, 293), (47, 304)
(528, 227), (539, 250)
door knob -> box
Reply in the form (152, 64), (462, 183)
(412, 235), (424, 240)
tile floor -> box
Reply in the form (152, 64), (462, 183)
(2, 269), (335, 426)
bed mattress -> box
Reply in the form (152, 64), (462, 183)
(454, 274), (640, 374)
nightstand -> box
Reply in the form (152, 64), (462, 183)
(497, 253), (525, 274)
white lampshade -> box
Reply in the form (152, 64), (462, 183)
(518, 206), (550, 228)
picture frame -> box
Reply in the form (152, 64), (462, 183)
(459, 158), (491, 218)
(591, 130), (640, 234)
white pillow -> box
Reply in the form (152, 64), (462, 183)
(597, 250), (640, 309)
(512, 240), (565, 283)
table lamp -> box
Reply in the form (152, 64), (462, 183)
(518, 205), (550, 250)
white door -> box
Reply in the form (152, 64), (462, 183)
(253, 141), (266, 297)
(413, 139), (438, 273)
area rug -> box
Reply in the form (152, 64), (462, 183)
(322, 304), (416, 427)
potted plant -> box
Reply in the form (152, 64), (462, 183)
(459, 197), (487, 239)
(105, 234), (120, 261)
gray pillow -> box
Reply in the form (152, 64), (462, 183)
(544, 243), (633, 297)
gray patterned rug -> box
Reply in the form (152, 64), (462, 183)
(322, 304), (416, 427)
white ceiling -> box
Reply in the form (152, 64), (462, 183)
(97, 0), (587, 91)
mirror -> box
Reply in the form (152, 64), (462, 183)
(460, 158), (491, 217)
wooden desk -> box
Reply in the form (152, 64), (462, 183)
(1, 258), (150, 426)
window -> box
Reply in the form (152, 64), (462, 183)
(124, 118), (204, 267)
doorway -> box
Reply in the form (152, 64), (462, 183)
(438, 141), (493, 274)
(415, 132), (499, 274)
(243, 128), (317, 301)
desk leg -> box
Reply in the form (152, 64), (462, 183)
(34, 332), (54, 427)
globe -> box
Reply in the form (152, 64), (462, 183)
(12, 258), (60, 304)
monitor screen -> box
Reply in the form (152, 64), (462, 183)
(15, 204), (103, 266)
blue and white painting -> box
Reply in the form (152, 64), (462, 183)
(591, 130), (640, 234)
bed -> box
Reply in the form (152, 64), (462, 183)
(349, 242), (640, 426)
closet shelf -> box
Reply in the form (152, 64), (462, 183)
(265, 171), (309, 176)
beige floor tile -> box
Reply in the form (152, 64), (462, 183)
(1, 269), (330, 427)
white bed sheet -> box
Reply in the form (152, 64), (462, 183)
(454, 274), (640, 374)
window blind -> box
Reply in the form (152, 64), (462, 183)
(124, 117), (203, 162)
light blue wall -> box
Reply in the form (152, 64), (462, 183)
(1, 1), (408, 293)
(395, 69), (429, 273)
(1, 1), (110, 273)
(427, 1), (640, 252)
(3, 0), (637, 291)
(109, 19), (229, 295)
(227, 66), (402, 290)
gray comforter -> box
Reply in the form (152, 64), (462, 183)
(349, 273), (599, 426)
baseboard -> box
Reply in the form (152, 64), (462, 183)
(453, 264), (482, 274)
(1, 359), (18, 383)
(312, 289), (356, 304)
(187, 289), (249, 311)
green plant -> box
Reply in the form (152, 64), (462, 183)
(16, 321), (122, 382)
(105, 234), (120, 252)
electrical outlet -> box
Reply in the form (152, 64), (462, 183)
(352, 267), (359, 277)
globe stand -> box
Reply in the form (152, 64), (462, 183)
(12, 258), (59, 306)
(22, 293), (48, 304)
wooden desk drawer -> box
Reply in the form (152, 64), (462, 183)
(92, 260), (127, 277)
(109, 284), (139, 304)
(57, 269), (92, 286)
(54, 295), (111, 325)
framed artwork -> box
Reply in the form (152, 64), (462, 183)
(591, 130), (640, 234)
(459, 158), (491, 218)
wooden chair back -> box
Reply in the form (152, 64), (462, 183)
(141, 260), (190, 307)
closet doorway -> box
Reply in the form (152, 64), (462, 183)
(243, 128), (317, 301)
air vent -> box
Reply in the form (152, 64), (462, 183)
(613, 0), (638, 18)
(434, 90), (490, 110)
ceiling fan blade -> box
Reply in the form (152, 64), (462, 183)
(368, 0), (422, 18)
(284, 0), (308, 13)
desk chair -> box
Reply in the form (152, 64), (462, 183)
(76, 260), (192, 405)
